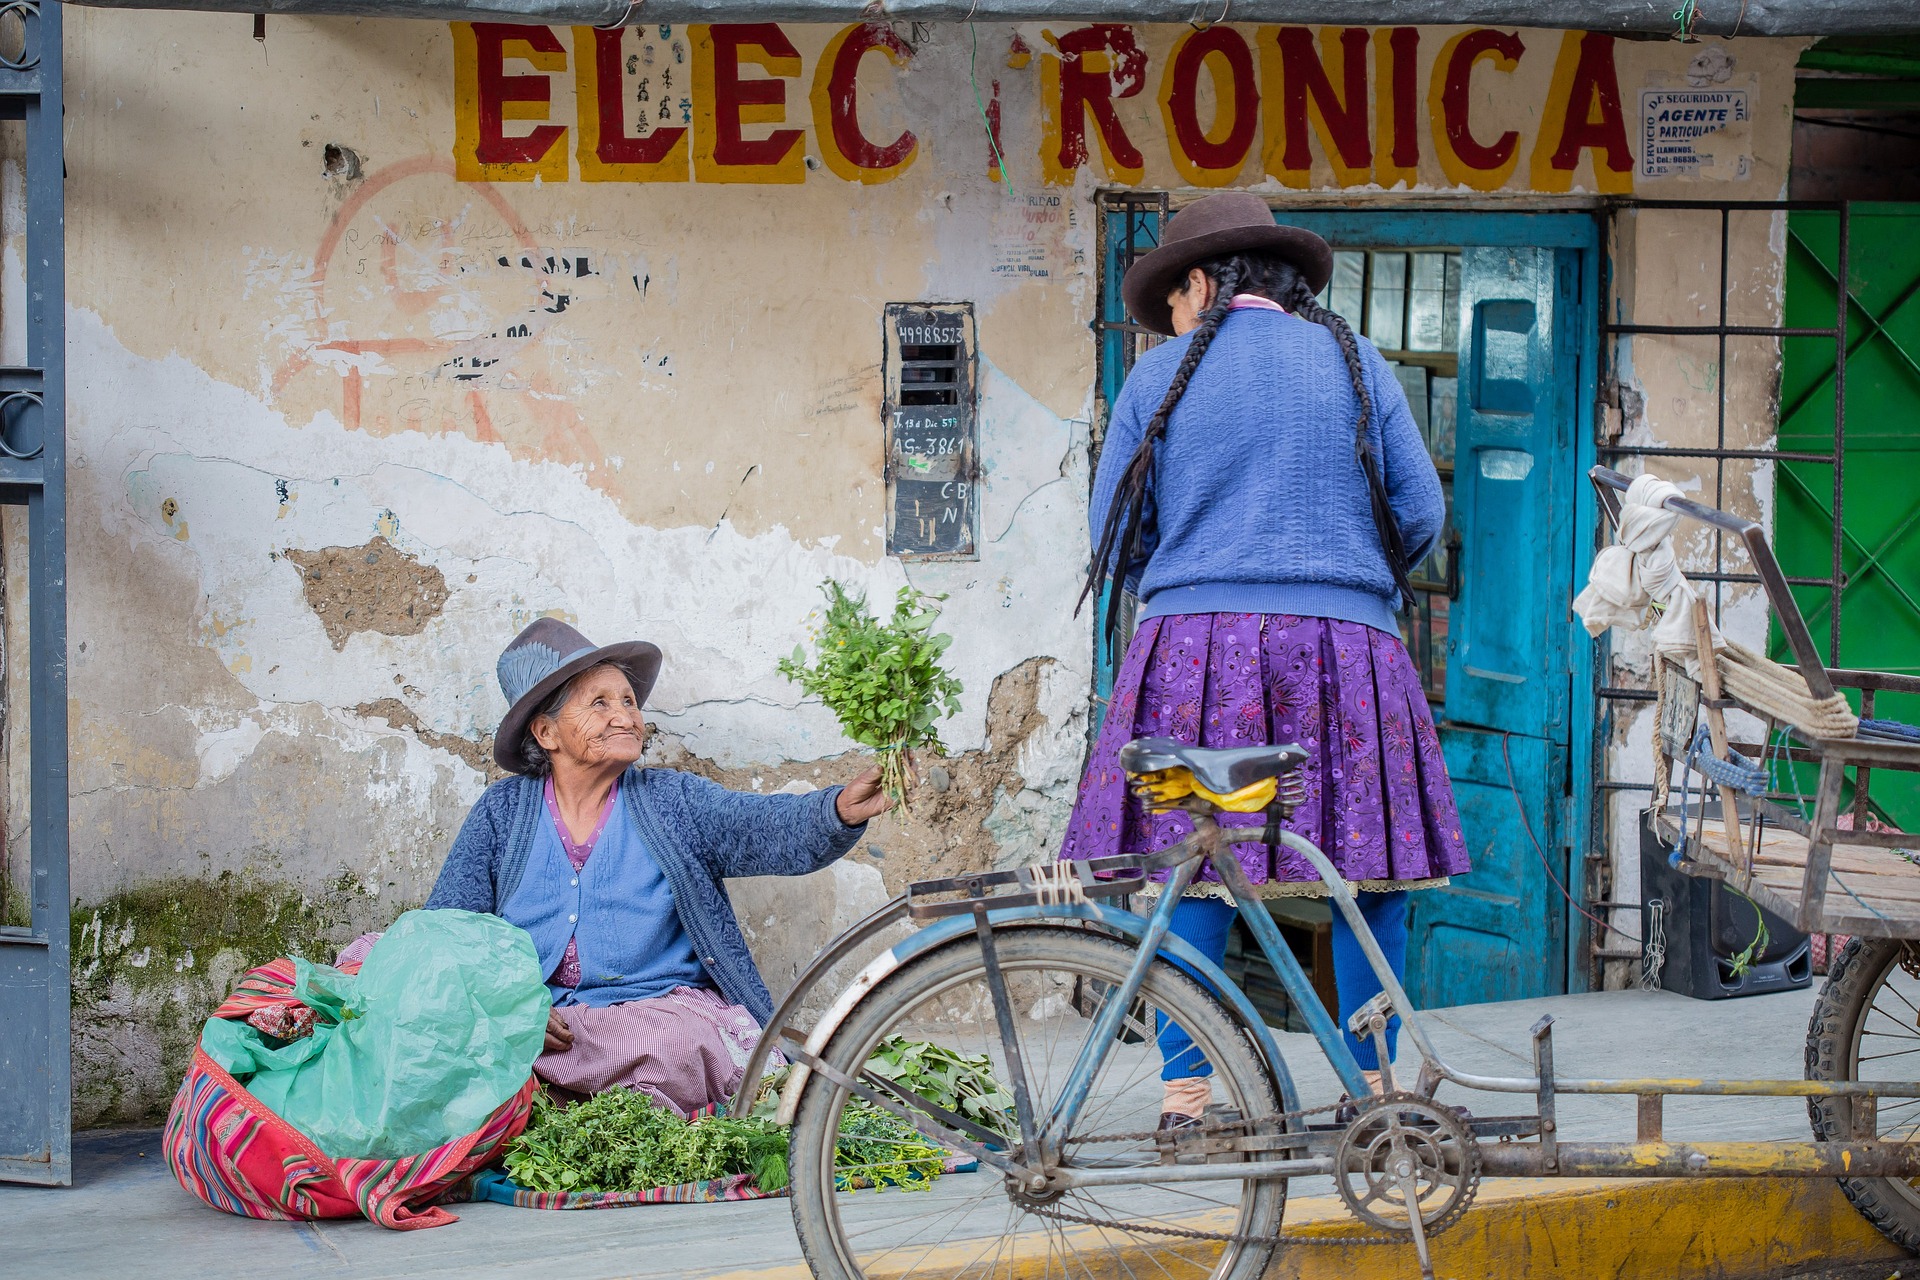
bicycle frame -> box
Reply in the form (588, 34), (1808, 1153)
(739, 812), (1920, 1190)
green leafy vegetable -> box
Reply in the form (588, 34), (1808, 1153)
(867, 1036), (1018, 1140)
(502, 1087), (791, 1194)
(778, 580), (964, 814)
(832, 1102), (947, 1193)
(499, 1038), (1014, 1197)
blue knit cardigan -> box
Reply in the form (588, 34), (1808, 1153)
(424, 768), (864, 1024)
(1093, 307), (1447, 633)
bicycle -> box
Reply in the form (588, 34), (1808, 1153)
(729, 471), (1920, 1280)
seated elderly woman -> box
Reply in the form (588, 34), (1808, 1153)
(422, 617), (889, 1117)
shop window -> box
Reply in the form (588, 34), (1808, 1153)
(884, 303), (978, 560)
(1320, 249), (1465, 703)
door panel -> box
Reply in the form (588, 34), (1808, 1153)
(1445, 247), (1567, 737)
(1775, 205), (1920, 828)
(1406, 729), (1567, 1005)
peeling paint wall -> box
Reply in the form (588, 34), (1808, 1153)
(49, 10), (1806, 1118)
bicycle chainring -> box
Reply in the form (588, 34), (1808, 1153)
(1332, 1093), (1481, 1237)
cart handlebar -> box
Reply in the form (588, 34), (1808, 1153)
(1587, 465), (1837, 702)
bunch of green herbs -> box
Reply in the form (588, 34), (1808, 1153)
(502, 1087), (792, 1194)
(778, 581), (963, 814)
(867, 1036), (1018, 1140)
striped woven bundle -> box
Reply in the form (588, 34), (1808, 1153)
(465, 1167), (776, 1210)
(162, 956), (538, 1230)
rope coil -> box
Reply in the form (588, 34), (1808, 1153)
(1027, 862), (1089, 908)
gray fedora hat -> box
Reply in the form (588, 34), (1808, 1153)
(1122, 191), (1334, 338)
(493, 617), (662, 774)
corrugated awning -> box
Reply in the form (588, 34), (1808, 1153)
(64, 0), (1920, 36)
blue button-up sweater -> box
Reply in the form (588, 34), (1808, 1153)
(424, 768), (864, 1024)
(504, 787), (710, 1008)
(1094, 307), (1447, 634)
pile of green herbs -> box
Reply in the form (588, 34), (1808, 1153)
(500, 1038), (1016, 1196)
(778, 581), (963, 814)
(502, 1087), (794, 1195)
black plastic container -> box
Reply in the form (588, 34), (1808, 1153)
(1640, 818), (1812, 1000)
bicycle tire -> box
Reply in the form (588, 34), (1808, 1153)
(789, 925), (1286, 1280)
(1807, 936), (1920, 1253)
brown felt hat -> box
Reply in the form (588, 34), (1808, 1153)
(1122, 192), (1334, 337)
(493, 617), (662, 774)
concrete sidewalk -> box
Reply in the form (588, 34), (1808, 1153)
(3, 985), (1905, 1280)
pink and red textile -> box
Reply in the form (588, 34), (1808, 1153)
(162, 957), (536, 1230)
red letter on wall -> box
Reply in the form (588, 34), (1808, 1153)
(811, 23), (918, 183)
(453, 22), (569, 183)
(576, 27), (689, 181)
(1160, 25), (1258, 186)
(693, 23), (806, 183)
(1269, 26), (1371, 188)
(1430, 28), (1525, 190)
(1374, 27), (1420, 187)
(1042, 24), (1147, 185)
(1531, 31), (1633, 192)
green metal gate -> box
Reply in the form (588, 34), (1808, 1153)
(1775, 203), (1920, 829)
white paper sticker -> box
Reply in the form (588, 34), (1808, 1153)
(1640, 89), (1751, 180)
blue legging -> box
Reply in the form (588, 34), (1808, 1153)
(1156, 892), (1409, 1081)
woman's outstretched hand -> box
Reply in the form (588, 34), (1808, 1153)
(835, 764), (895, 826)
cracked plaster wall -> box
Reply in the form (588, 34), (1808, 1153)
(53, 10), (1099, 1122)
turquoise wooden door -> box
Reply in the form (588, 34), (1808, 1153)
(1096, 207), (1596, 1008)
(1416, 245), (1583, 1005)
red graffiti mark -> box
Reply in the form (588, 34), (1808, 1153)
(276, 153), (607, 480)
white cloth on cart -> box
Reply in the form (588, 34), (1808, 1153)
(1572, 474), (1724, 658)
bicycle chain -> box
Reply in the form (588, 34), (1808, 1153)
(1038, 1096), (1409, 1248)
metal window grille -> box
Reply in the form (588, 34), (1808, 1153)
(1587, 198), (1852, 976)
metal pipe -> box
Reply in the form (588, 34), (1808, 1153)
(64, 0), (1920, 34)
(1480, 1140), (1920, 1179)
(1054, 1156), (1332, 1189)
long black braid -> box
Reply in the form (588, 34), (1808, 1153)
(1080, 250), (1418, 646)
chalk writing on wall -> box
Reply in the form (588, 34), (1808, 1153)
(884, 304), (978, 560)
(450, 23), (1648, 192)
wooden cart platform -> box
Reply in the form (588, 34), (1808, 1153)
(1592, 466), (1920, 939)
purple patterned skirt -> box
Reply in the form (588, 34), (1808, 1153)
(1059, 612), (1471, 891)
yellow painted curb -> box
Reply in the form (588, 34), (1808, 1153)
(1268, 1176), (1909, 1279)
(701, 1177), (1909, 1280)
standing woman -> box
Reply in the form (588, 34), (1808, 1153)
(1059, 192), (1471, 1128)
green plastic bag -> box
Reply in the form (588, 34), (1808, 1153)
(201, 909), (548, 1159)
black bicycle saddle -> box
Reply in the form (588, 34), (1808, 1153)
(1118, 737), (1309, 796)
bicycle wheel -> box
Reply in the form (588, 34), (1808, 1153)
(1808, 936), (1920, 1250)
(790, 925), (1286, 1280)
